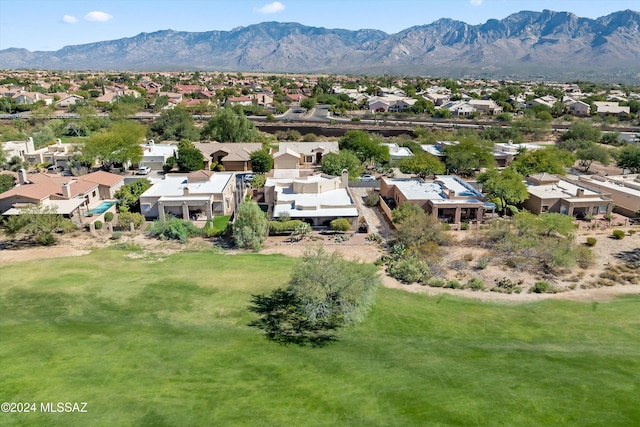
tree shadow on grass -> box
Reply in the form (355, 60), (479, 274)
(248, 288), (338, 347)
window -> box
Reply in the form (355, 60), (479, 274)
(541, 205), (549, 212)
(92, 191), (96, 197)
(305, 155), (313, 164)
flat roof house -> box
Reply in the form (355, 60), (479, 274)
(264, 170), (358, 226)
(380, 175), (488, 224)
(139, 170), (235, 221)
(523, 173), (613, 217)
(577, 174), (640, 217)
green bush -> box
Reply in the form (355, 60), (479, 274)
(476, 256), (489, 270)
(460, 222), (469, 230)
(268, 220), (310, 235)
(365, 193), (380, 207)
(529, 281), (557, 294)
(152, 218), (202, 243)
(492, 277), (523, 294)
(117, 212), (145, 229)
(366, 233), (382, 243)
(251, 174), (266, 188)
(94, 220), (103, 230)
(586, 237), (597, 247)
(103, 212), (114, 222)
(612, 230), (625, 240)
(428, 278), (446, 288)
(629, 229), (636, 235)
(464, 278), (485, 291)
(387, 257), (431, 284)
(444, 279), (461, 289)
(330, 218), (351, 232)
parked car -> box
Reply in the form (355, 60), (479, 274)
(243, 174), (255, 183)
(359, 174), (376, 182)
(136, 166), (151, 175)
(47, 165), (63, 172)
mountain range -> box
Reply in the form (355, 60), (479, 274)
(1, 9), (639, 82)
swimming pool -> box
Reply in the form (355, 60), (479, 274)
(88, 201), (115, 215)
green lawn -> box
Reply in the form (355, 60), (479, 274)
(1, 249), (639, 426)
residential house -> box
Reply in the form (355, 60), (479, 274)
(285, 93), (306, 104)
(193, 142), (263, 172)
(139, 170), (236, 221)
(55, 93), (84, 108)
(12, 91), (53, 105)
(273, 142), (339, 169)
(565, 99), (591, 116)
(523, 173), (612, 217)
(0, 169), (122, 218)
(382, 143), (413, 161)
(468, 99), (503, 115)
(441, 101), (476, 117)
(424, 92), (450, 106)
(380, 175), (488, 224)
(264, 171), (358, 226)
(140, 140), (176, 170)
(576, 174), (640, 217)
(593, 102), (631, 117)
(225, 96), (253, 107)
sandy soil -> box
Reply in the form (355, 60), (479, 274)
(1, 216), (638, 303)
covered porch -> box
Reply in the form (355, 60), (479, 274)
(157, 195), (214, 221)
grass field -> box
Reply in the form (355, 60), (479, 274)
(1, 248), (639, 426)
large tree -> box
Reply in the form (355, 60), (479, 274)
(510, 146), (575, 177)
(561, 121), (601, 144)
(338, 130), (389, 163)
(176, 140), (205, 172)
(148, 106), (200, 142)
(398, 152), (445, 178)
(202, 108), (259, 142)
(1, 204), (75, 246)
(576, 142), (610, 173)
(114, 178), (152, 212)
(82, 121), (145, 170)
(248, 247), (380, 346)
(232, 201), (268, 251)
(477, 168), (528, 215)
(443, 137), (495, 176)
(250, 149), (273, 173)
(615, 144), (640, 173)
(320, 150), (364, 179)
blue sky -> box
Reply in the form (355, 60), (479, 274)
(1, 0), (638, 51)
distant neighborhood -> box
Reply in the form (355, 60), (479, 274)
(1, 70), (640, 246)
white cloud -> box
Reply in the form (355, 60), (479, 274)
(84, 11), (113, 22)
(255, 2), (285, 14)
(62, 15), (78, 24)
(470, 0), (484, 6)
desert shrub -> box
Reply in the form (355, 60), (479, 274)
(278, 212), (291, 222)
(612, 229), (625, 240)
(118, 212), (145, 229)
(268, 220), (310, 235)
(585, 237), (597, 247)
(441, 223), (451, 231)
(330, 218), (351, 232)
(476, 256), (489, 270)
(464, 277), (485, 291)
(629, 229), (637, 235)
(152, 218), (201, 243)
(365, 193), (380, 207)
(366, 233), (382, 243)
(449, 259), (467, 271)
(103, 212), (114, 222)
(94, 220), (103, 230)
(387, 257), (431, 284)
(460, 222), (469, 230)
(110, 231), (122, 240)
(574, 246), (594, 269)
(492, 277), (523, 294)
(444, 279), (462, 289)
(529, 281), (557, 294)
(428, 278), (446, 287)
(463, 253), (473, 262)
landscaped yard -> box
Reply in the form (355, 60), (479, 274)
(1, 248), (639, 426)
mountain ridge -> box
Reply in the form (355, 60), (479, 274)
(1, 10), (639, 82)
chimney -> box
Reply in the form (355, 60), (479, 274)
(18, 168), (28, 185)
(341, 169), (349, 188)
(26, 137), (34, 154)
(576, 188), (585, 197)
(61, 182), (72, 199)
(56, 138), (62, 145)
(183, 186), (190, 196)
(448, 189), (455, 199)
(148, 139), (155, 147)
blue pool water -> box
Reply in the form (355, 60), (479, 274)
(89, 201), (115, 215)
